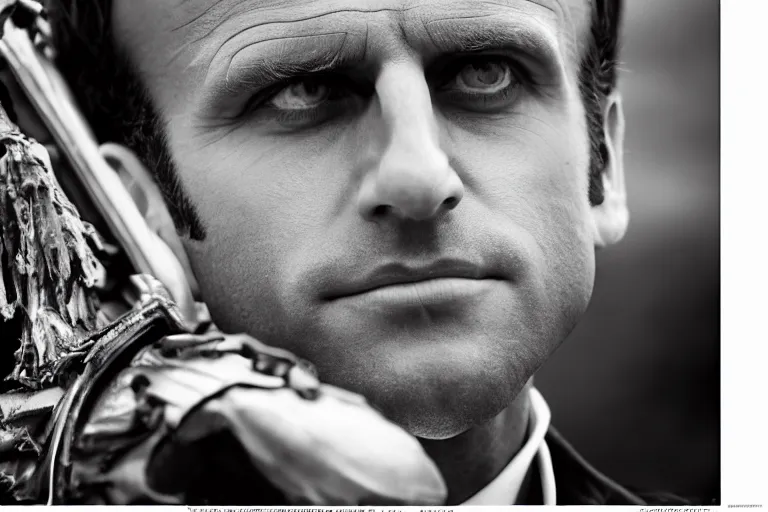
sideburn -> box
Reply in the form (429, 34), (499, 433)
(52, 7), (208, 241)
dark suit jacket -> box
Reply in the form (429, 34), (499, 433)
(0, 423), (692, 505)
(516, 426), (691, 505)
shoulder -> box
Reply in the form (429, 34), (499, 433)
(545, 426), (692, 506)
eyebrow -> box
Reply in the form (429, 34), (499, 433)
(200, 30), (365, 108)
(423, 15), (559, 64)
(201, 14), (561, 106)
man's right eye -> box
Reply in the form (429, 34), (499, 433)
(244, 75), (367, 130)
(267, 79), (333, 110)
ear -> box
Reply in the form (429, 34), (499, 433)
(591, 92), (629, 248)
(99, 143), (200, 295)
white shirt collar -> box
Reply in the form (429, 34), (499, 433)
(461, 387), (557, 505)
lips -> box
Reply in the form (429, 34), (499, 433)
(323, 259), (501, 303)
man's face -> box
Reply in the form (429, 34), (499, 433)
(114, 0), (602, 438)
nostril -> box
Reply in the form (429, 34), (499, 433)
(372, 204), (392, 217)
(442, 196), (459, 209)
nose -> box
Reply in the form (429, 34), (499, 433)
(357, 63), (464, 222)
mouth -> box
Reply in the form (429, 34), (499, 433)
(324, 259), (504, 308)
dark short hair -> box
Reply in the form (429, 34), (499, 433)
(45, 0), (623, 241)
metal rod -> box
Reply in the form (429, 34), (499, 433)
(0, 20), (197, 324)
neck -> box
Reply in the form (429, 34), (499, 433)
(419, 381), (533, 505)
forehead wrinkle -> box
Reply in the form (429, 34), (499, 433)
(164, 1), (246, 67)
(168, 0), (305, 68)
(173, 0), (304, 36)
(521, 0), (557, 13)
(472, 0), (586, 70)
(180, 1), (421, 39)
(475, 0), (554, 11)
(222, 31), (350, 86)
(487, 0), (582, 53)
(203, 7), (422, 73)
(172, 0), (227, 32)
(165, 2), (321, 67)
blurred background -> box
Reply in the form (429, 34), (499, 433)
(537, 0), (719, 504)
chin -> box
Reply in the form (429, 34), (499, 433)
(378, 374), (527, 440)
(319, 339), (533, 440)
(400, 414), (478, 440)
(396, 408), (496, 440)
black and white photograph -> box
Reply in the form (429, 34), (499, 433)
(0, 0), (741, 507)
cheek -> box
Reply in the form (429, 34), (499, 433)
(170, 128), (344, 342)
(450, 114), (596, 335)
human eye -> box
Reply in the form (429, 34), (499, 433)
(436, 56), (524, 112)
(248, 75), (365, 130)
(269, 79), (331, 109)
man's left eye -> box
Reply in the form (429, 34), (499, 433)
(438, 57), (523, 111)
(454, 60), (514, 94)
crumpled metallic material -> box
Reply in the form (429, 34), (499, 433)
(0, 95), (106, 390)
(45, 280), (447, 505)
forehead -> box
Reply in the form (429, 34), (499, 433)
(167, 0), (588, 32)
(114, 0), (591, 58)
(113, 0), (591, 108)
